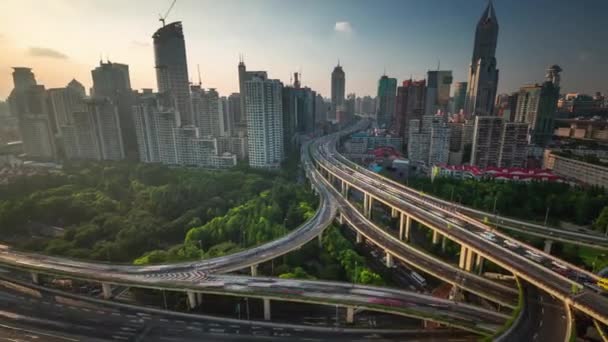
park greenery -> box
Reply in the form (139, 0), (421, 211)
(0, 158), (386, 285)
(399, 176), (608, 229)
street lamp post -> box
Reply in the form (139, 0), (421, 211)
(544, 206), (551, 226)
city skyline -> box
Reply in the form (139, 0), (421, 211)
(1, 0), (608, 100)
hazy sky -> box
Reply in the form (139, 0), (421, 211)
(1, 0), (607, 100)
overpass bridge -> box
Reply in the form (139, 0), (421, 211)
(311, 127), (608, 328)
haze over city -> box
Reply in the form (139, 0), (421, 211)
(1, 0), (607, 99)
(2, 1), (608, 341)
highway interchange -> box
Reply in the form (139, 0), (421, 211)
(0, 121), (607, 340)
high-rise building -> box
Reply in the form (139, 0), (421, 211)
(452, 82), (468, 114)
(425, 70), (453, 115)
(245, 74), (284, 169)
(330, 63), (345, 121)
(63, 98), (125, 161)
(376, 75), (397, 129)
(345, 93), (356, 123)
(514, 65), (561, 146)
(132, 92), (235, 168)
(91, 61), (137, 160)
(498, 122), (529, 168)
(238, 58), (268, 128)
(315, 93), (327, 124)
(471, 116), (503, 168)
(47, 79), (85, 135)
(360, 96), (376, 116)
(219, 96), (231, 136)
(7, 68), (56, 160)
(153, 22), (193, 125)
(394, 79), (426, 144)
(228, 93), (242, 134)
(407, 114), (450, 166)
(465, 2), (499, 116)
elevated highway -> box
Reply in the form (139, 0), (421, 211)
(311, 129), (608, 326)
(333, 121), (608, 250)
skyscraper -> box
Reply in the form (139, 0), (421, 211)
(407, 114), (450, 166)
(330, 63), (345, 121)
(452, 82), (468, 114)
(63, 98), (125, 161)
(514, 65), (561, 146)
(237, 58), (268, 128)
(245, 74), (284, 169)
(498, 122), (529, 168)
(7, 68), (56, 160)
(153, 22), (193, 125)
(394, 79), (426, 143)
(425, 70), (453, 115)
(376, 75), (397, 129)
(47, 79), (85, 135)
(91, 61), (136, 160)
(465, 1), (499, 117)
(470, 116), (503, 168)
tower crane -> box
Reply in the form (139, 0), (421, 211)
(159, 0), (177, 27)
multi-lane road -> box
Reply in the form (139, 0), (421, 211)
(2, 276), (476, 342)
(311, 125), (608, 327)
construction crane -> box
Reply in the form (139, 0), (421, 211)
(159, 0), (177, 27)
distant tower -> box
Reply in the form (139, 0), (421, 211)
(546, 65), (562, 87)
(238, 55), (247, 127)
(153, 22), (193, 125)
(331, 62), (345, 121)
(465, 1), (499, 117)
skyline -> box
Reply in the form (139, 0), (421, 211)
(1, 0), (608, 100)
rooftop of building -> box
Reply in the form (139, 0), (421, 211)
(552, 150), (608, 168)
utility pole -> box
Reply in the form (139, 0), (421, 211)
(544, 206), (550, 226)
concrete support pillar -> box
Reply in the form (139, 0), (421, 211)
(441, 236), (447, 252)
(385, 251), (394, 268)
(337, 213), (344, 225)
(250, 264), (258, 277)
(475, 254), (484, 274)
(102, 282), (112, 299)
(318, 234), (323, 248)
(458, 246), (467, 269)
(356, 231), (363, 244)
(544, 240), (553, 254)
(346, 306), (355, 324)
(30, 272), (39, 284)
(263, 298), (271, 321)
(363, 194), (372, 218)
(465, 250), (475, 272)
(196, 293), (203, 305)
(399, 213), (411, 241)
(187, 291), (197, 309)
(391, 207), (398, 218)
(432, 230), (440, 245)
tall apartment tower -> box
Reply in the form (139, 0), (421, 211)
(498, 122), (529, 168)
(407, 114), (450, 166)
(376, 75), (397, 129)
(330, 63), (345, 121)
(47, 79), (86, 135)
(7, 68), (56, 160)
(465, 1), (499, 117)
(470, 116), (503, 168)
(153, 22), (193, 125)
(91, 61), (137, 159)
(452, 82), (468, 114)
(237, 58), (268, 128)
(425, 70), (453, 115)
(245, 74), (284, 169)
(395, 79), (426, 145)
(514, 65), (561, 146)
(63, 98), (124, 161)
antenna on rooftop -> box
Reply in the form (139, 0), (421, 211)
(159, 0), (177, 27)
(197, 64), (202, 86)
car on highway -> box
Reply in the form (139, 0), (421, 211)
(479, 231), (497, 242)
(524, 250), (543, 262)
(503, 239), (519, 249)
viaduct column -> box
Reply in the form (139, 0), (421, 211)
(399, 213), (411, 241)
(263, 298), (271, 320)
(544, 240), (553, 254)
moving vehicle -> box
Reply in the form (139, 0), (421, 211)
(410, 271), (427, 287)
